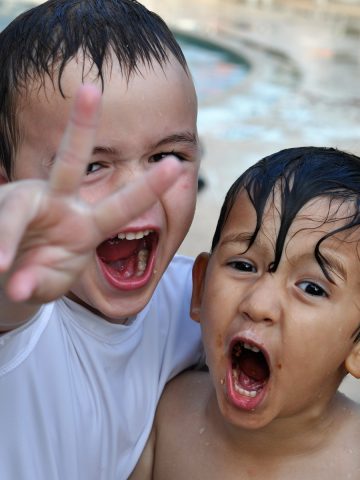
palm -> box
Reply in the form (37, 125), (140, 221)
(5, 185), (100, 302)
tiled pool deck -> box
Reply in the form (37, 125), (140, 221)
(2, 0), (360, 401)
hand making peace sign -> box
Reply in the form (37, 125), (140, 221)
(0, 84), (183, 308)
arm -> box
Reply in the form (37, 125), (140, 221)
(0, 84), (183, 331)
(132, 371), (209, 480)
(129, 427), (156, 480)
(130, 372), (200, 480)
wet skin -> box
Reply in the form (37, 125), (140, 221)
(192, 191), (360, 430)
(14, 54), (199, 322)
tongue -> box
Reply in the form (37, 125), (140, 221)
(97, 238), (140, 262)
(239, 350), (269, 382)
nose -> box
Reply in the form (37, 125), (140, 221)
(116, 163), (163, 220)
(239, 273), (282, 325)
(115, 162), (144, 186)
(112, 163), (161, 201)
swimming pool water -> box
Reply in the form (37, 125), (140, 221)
(177, 34), (250, 104)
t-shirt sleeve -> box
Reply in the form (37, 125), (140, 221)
(0, 304), (53, 377)
(150, 256), (204, 386)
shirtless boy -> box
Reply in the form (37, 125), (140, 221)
(133, 146), (360, 479)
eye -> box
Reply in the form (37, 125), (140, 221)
(86, 162), (103, 175)
(297, 281), (328, 297)
(227, 259), (257, 273)
(150, 151), (186, 163)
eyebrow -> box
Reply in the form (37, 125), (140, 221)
(90, 132), (198, 158)
(219, 232), (254, 248)
(283, 249), (347, 284)
(93, 146), (117, 156)
(50, 146), (119, 164)
(152, 132), (198, 150)
(318, 252), (347, 282)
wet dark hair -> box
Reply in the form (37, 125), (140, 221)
(212, 146), (360, 280)
(0, 0), (188, 178)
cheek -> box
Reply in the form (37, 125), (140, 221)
(283, 326), (349, 378)
(79, 183), (109, 204)
(203, 323), (227, 385)
(201, 297), (227, 358)
(179, 171), (198, 190)
(216, 332), (223, 349)
(14, 145), (50, 180)
(163, 174), (198, 218)
(178, 169), (198, 192)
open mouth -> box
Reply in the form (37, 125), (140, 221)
(227, 339), (270, 410)
(96, 229), (158, 290)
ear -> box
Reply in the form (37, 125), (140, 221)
(345, 342), (360, 379)
(0, 166), (9, 184)
(190, 252), (210, 323)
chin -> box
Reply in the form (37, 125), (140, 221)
(69, 279), (155, 322)
(217, 392), (277, 431)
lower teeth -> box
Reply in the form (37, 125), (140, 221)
(233, 370), (258, 398)
(136, 249), (149, 276)
(234, 383), (257, 398)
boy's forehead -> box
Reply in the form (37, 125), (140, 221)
(289, 196), (357, 235)
(221, 190), (359, 245)
(15, 49), (198, 172)
(38, 49), (192, 91)
(18, 50), (196, 120)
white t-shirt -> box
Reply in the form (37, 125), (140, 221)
(0, 255), (202, 480)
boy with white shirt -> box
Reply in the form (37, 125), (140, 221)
(0, 1), (202, 478)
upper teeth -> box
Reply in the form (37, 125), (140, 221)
(242, 342), (260, 353)
(117, 230), (152, 240)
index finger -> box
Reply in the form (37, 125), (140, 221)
(49, 84), (101, 195)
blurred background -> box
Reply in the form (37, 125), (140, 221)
(2, 0), (360, 400)
(142, 0), (360, 257)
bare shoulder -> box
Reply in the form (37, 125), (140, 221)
(130, 372), (210, 480)
(161, 369), (211, 399)
(326, 393), (360, 476)
(153, 371), (213, 479)
(337, 393), (360, 423)
(156, 370), (211, 422)
(339, 394), (360, 434)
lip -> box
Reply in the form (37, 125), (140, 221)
(96, 227), (159, 291)
(225, 335), (271, 412)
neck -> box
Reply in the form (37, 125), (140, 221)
(207, 390), (351, 459)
